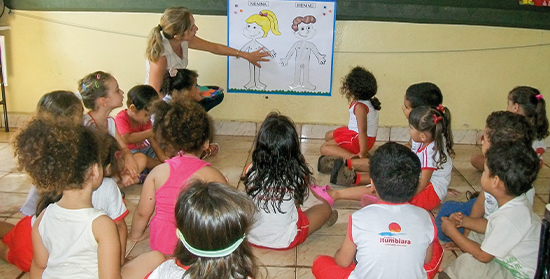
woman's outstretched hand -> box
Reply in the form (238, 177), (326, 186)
(243, 47), (271, 67)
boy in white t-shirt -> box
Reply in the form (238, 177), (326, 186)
(312, 142), (443, 279)
(441, 142), (541, 279)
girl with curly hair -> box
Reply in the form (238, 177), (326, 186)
(244, 112), (337, 250)
(14, 120), (163, 279)
(129, 97), (227, 255)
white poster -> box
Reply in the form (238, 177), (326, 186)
(227, 0), (336, 96)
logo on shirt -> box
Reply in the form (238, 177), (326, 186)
(379, 222), (411, 246)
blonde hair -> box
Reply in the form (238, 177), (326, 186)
(77, 71), (114, 110)
(245, 10), (280, 38)
(146, 7), (193, 62)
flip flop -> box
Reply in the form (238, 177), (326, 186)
(310, 185), (334, 206)
(201, 143), (220, 159)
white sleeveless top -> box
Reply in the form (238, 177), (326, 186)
(145, 33), (189, 84)
(347, 100), (379, 137)
(39, 203), (106, 279)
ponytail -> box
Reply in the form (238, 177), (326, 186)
(370, 97), (382, 111)
(146, 25), (164, 62)
(509, 86), (550, 140)
(409, 106), (454, 168)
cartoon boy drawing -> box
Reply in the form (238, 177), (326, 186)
(240, 10), (279, 90)
(280, 15), (326, 91)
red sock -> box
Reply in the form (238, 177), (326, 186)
(354, 173), (361, 185)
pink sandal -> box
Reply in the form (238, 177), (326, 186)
(310, 185), (334, 206)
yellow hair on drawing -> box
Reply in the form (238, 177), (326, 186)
(246, 10), (281, 38)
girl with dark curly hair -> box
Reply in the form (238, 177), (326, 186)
(13, 120), (163, 278)
(129, 97), (227, 255)
(244, 112), (337, 250)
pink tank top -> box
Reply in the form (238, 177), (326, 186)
(149, 155), (210, 255)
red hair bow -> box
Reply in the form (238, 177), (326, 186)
(433, 114), (443, 124)
(436, 104), (445, 112)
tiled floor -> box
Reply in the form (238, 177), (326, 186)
(0, 130), (549, 279)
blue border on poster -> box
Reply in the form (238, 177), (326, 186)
(226, 0), (336, 97)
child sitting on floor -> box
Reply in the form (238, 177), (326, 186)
(312, 142), (442, 279)
(146, 181), (258, 279)
(245, 112), (337, 250)
(319, 66), (380, 186)
(14, 120), (163, 278)
(115, 85), (168, 170)
(441, 142), (541, 279)
(129, 97), (227, 255)
(436, 111), (537, 245)
(471, 86), (549, 170)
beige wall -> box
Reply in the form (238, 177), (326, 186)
(1, 11), (549, 129)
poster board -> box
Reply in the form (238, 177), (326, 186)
(227, 0), (336, 96)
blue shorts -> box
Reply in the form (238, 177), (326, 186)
(131, 145), (157, 159)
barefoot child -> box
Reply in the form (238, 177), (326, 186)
(245, 112), (337, 250)
(312, 142), (442, 279)
(146, 181), (258, 279)
(115, 85), (168, 170)
(441, 142), (541, 279)
(130, 97), (227, 255)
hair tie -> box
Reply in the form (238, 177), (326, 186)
(96, 74), (101, 80)
(176, 229), (245, 258)
(169, 67), (178, 78)
(158, 24), (163, 31)
(75, 91), (83, 101)
(436, 104), (445, 112)
(433, 114), (443, 124)
(81, 83), (87, 92)
(259, 12), (268, 16)
(536, 94), (543, 101)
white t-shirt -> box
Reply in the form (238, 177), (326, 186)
(349, 202), (435, 279)
(146, 259), (253, 279)
(483, 188), (535, 217)
(83, 113), (117, 137)
(20, 178), (128, 225)
(347, 100), (379, 137)
(411, 140), (453, 200)
(481, 195), (541, 279)
(248, 192), (298, 248)
(145, 34), (189, 84)
(39, 203), (106, 279)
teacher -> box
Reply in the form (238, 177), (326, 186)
(145, 7), (270, 94)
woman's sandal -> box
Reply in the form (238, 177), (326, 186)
(201, 143), (220, 159)
(310, 185), (335, 206)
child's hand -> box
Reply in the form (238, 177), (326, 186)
(449, 212), (464, 228)
(441, 216), (459, 236)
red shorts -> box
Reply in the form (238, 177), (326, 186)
(251, 208), (309, 250)
(409, 183), (441, 211)
(2, 216), (33, 272)
(311, 240), (443, 279)
(333, 127), (376, 154)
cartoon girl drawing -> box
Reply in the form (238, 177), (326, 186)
(280, 15), (326, 91)
(240, 10), (280, 90)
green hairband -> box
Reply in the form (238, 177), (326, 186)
(176, 229), (246, 258)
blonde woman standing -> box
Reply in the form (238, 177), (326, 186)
(146, 7), (270, 94)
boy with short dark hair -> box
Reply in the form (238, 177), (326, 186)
(312, 142), (442, 279)
(441, 142), (541, 279)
